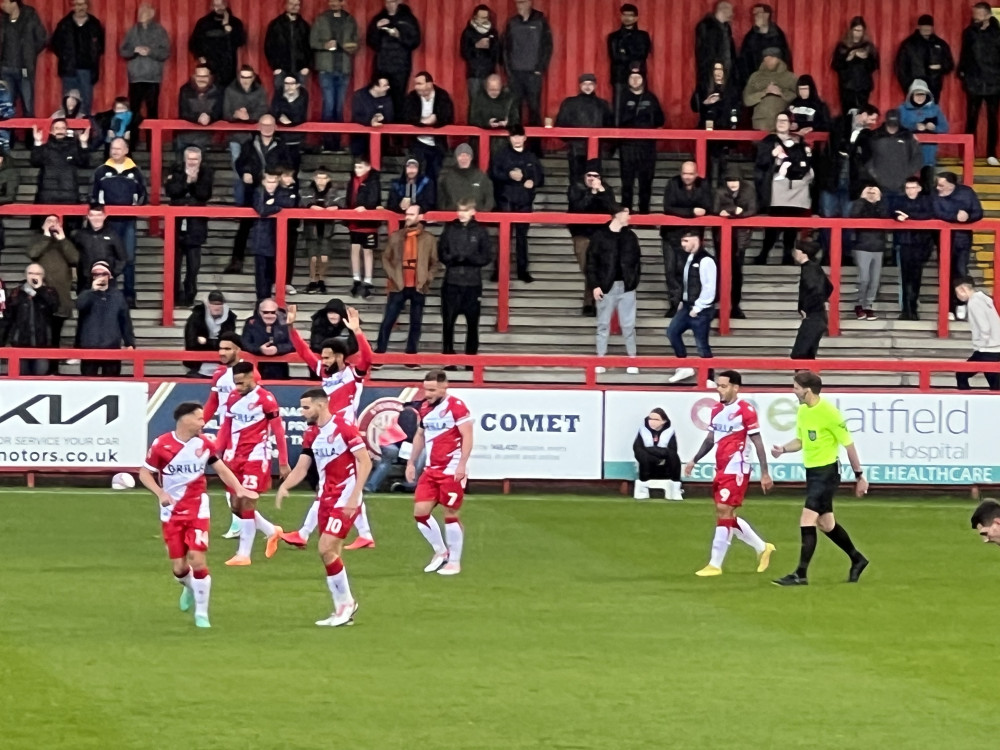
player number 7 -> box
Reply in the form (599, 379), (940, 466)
(445, 492), (459, 507)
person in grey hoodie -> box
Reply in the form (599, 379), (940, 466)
(119, 2), (170, 123)
(503, 0), (553, 127)
(955, 276), (1000, 390)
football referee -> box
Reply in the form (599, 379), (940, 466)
(770, 371), (870, 586)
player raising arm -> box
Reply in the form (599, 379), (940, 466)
(276, 389), (372, 627)
(139, 402), (257, 629)
(771, 371), (869, 587)
(406, 370), (473, 576)
(214, 362), (291, 565)
(280, 304), (377, 550)
(683, 370), (775, 577)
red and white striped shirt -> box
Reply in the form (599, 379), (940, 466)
(143, 432), (216, 519)
(302, 416), (367, 505)
(419, 395), (473, 475)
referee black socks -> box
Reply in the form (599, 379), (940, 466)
(795, 527), (818, 578)
(823, 523), (860, 560)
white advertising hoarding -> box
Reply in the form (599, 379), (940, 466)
(604, 390), (999, 485)
(0, 381), (148, 468)
(451, 388), (603, 479)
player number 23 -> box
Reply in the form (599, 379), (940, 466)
(325, 517), (343, 534)
(241, 475), (259, 490)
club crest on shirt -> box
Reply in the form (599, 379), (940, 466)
(808, 430), (817, 441)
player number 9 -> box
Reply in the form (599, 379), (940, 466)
(719, 488), (730, 501)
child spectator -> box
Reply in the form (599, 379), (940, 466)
(301, 166), (344, 295)
(343, 156), (382, 299)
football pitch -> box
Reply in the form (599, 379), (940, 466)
(2, 488), (998, 750)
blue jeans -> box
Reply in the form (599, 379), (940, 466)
(666, 304), (714, 359)
(319, 71), (350, 146)
(108, 218), (137, 300)
(61, 70), (94, 114)
(1, 67), (34, 116)
(376, 288), (425, 354)
(365, 443), (427, 492)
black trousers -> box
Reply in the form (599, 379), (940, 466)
(760, 207), (810, 263)
(285, 219), (300, 284)
(128, 82), (159, 119)
(441, 283), (482, 355)
(838, 87), (871, 114)
(496, 204), (531, 276)
(81, 360), (123, 377)
(636, 451), (681, 482)
(508, 70), (543, 126)
(791, 312), (828, 360)
(619, 144), (655, 214)
(966, 93), (1000, 158)
(711, 227), (748, 310)
(899, 243), (929, 316)
(957, 350), (1000, 390)
(661, 235), (683, 306)
(567, 146), (587, 187)
(174, 236), (202, 303)
(232, 187), (257, 263)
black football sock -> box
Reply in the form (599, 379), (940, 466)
(824, 523), (860, 561)
(795, 526), (817, 578)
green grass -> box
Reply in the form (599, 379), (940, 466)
(1, 488), (998, 749)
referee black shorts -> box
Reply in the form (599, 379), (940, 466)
(804, 462), (841, 515)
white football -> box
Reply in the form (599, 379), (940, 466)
(111, 472), (136, 490)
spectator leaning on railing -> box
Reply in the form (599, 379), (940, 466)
(437, 143), (494, 213)
(75, 260), (135, 378)
(71, 203), (125, 293)
(349, 76), (394, 158)
(933, 171), (984, 321)
(5, 263), (58, 376)
(184, 290), (237, 378)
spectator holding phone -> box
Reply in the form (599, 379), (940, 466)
(75, 260), (135, 377)
(5, 263), (58, 375)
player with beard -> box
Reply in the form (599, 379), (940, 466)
(280, 305), (377, 550)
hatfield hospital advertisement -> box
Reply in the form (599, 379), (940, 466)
(604, 391), (998, 485)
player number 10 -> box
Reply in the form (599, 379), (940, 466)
(325, 517), (343, 534)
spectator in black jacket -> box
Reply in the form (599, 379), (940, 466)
(895, 15), (954, 103)
(367, 0), (421, 121)
(586, 204), (640, 370)
(490, 126), (544, 283)
(662, 162), (713, 316)
(790, 239), (833, 360)
(439, 198), (492, 359)
(6, 263), (58, 375)
(788, 75), (832, 134)
(740, 4), (791, 83)
(832, 16), (880, 113)
(189, 0), (246, 88)
(71, 205), (126, 292)
(608, 4), (652, 121)
(690, 61), (742, 185)
(959, 4), (1000, 166)
(30, 120), (90, 231)
(891, 175), (935, 320)
(301, 166), (344, 294)
(250, 171), (296, 301)
(165, 146), (214, 307)
(403, 72), (454, 182)
(866, 110), (924, 200)
(0, 0), (48, 121)
(344, 157), (382, 298)
(350, 76), (393, 158)
(264, 0), (311, 91)
(695, 2), (737, 87)
(242, 298), (293, 380)
(277, 167), (302, 292)
(183, 290), (237, 377)
(272, 75), (309, 171)
(460, 5), (500, 113)
(468, 74), (520, 157)
(309, 297), (358, 358)
(50, 0), (104, 115)
(177, 65), (224, 154)
(850, 184), (889, 320)
(632, 409), (681, 497)
(503, 0), (553, 128)
(75, 261), (135, 377)
(568, 159), (617, 316)
(555, 74), (613, 185)
(934, 171), (985, 318)
(616, 67), (664, 215)
(713, 165), (757, 318)
(388, 157), (436, 213)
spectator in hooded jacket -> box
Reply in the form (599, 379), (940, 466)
(850, 184), (889, 321)
(503, 0), (553, 128)
(50, 0), (104, 115)
(959, 4), (1000, 166)
(934, 171), (984, 319)
(788, 75), (832, 135)
(568, 159), (617, 317)
(690, 60), (742, 185)
(6, 263), (58, 375)
(75, 260), (135, 377)
(438, 198), (492, 360)
(555, 74), (613, 186)
(632, 409), (681, 500)
(164, 146), (214, 307)
(309, 297), (359, 359)
(301, 165), (345, 295)
(189, 0), (246, 88)
(31, 120), (90, 230)
(865, 109), (924, 201)
(608, 4), (651, 121)
(388, 156), (436, 213)
(91, 138), (147, 308)
(490, 125), (544, 283)
(790, 239), (833, 360)
(743, 48), (796, 131)
(403, 72), (454, 183)
(740, 4), (792, 83)
(350, 76), (394, 158)
(71, 204), (125, 292)
(183, 290), (237, 377)
(344, 156), (382, 299)
(616, 66), (664, 215)
(899, 79), (949, 173)
(586, 203), (640, 372)
(366, 0), (422, 121)
(954, 276), (1000, 390)
(895, 14), (954, 104)
(437, 143), (495, 212)
(310, 0), (360, 153)
(0, 0), (48, 121)
(714, 164), (757, 319)
(242, 298), (293, 380)
(177, 65), (224, 154)
(249, 170), (296, 301)
(119, 3), (170, 125)
(224, 65), (269, 202)
(93, 97), (140, 158)
(662, 162), (713, 316)
(264, 0), (311, 91)
(695, 2), (737, 87)
(891, 175), (935, 320)
(460, 4), (500, 113)
(272, 74), (309, 171)
(468, 74), (519, 157)
(832, 16), (880, 113)
(27, 216), (78, 362)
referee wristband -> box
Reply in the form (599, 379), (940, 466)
(854, 469), (864, 479)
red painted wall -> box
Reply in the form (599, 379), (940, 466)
(25, 0), (972, 132)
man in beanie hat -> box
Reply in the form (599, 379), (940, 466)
(183, 290), (237, 377)
(555, 72), (613, 185)
(76, 259), (135, 377)
(489, 124), (544, 282)
(742, 47), (796, 130)
(437, 143), (494, 211)
(568, 158), (617, 316)
(739, 4), (792, 83)
(585, 202), (640, 373)
(388, 155), (436, 213)
(713, 164), (757, 318)
(790, 237), (833, 360)
(615, 65), (664, 214)
(608, 3), (651, 122)
(895, 14), (954, 102)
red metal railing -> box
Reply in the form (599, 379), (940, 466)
(4, 348), (999, 393)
